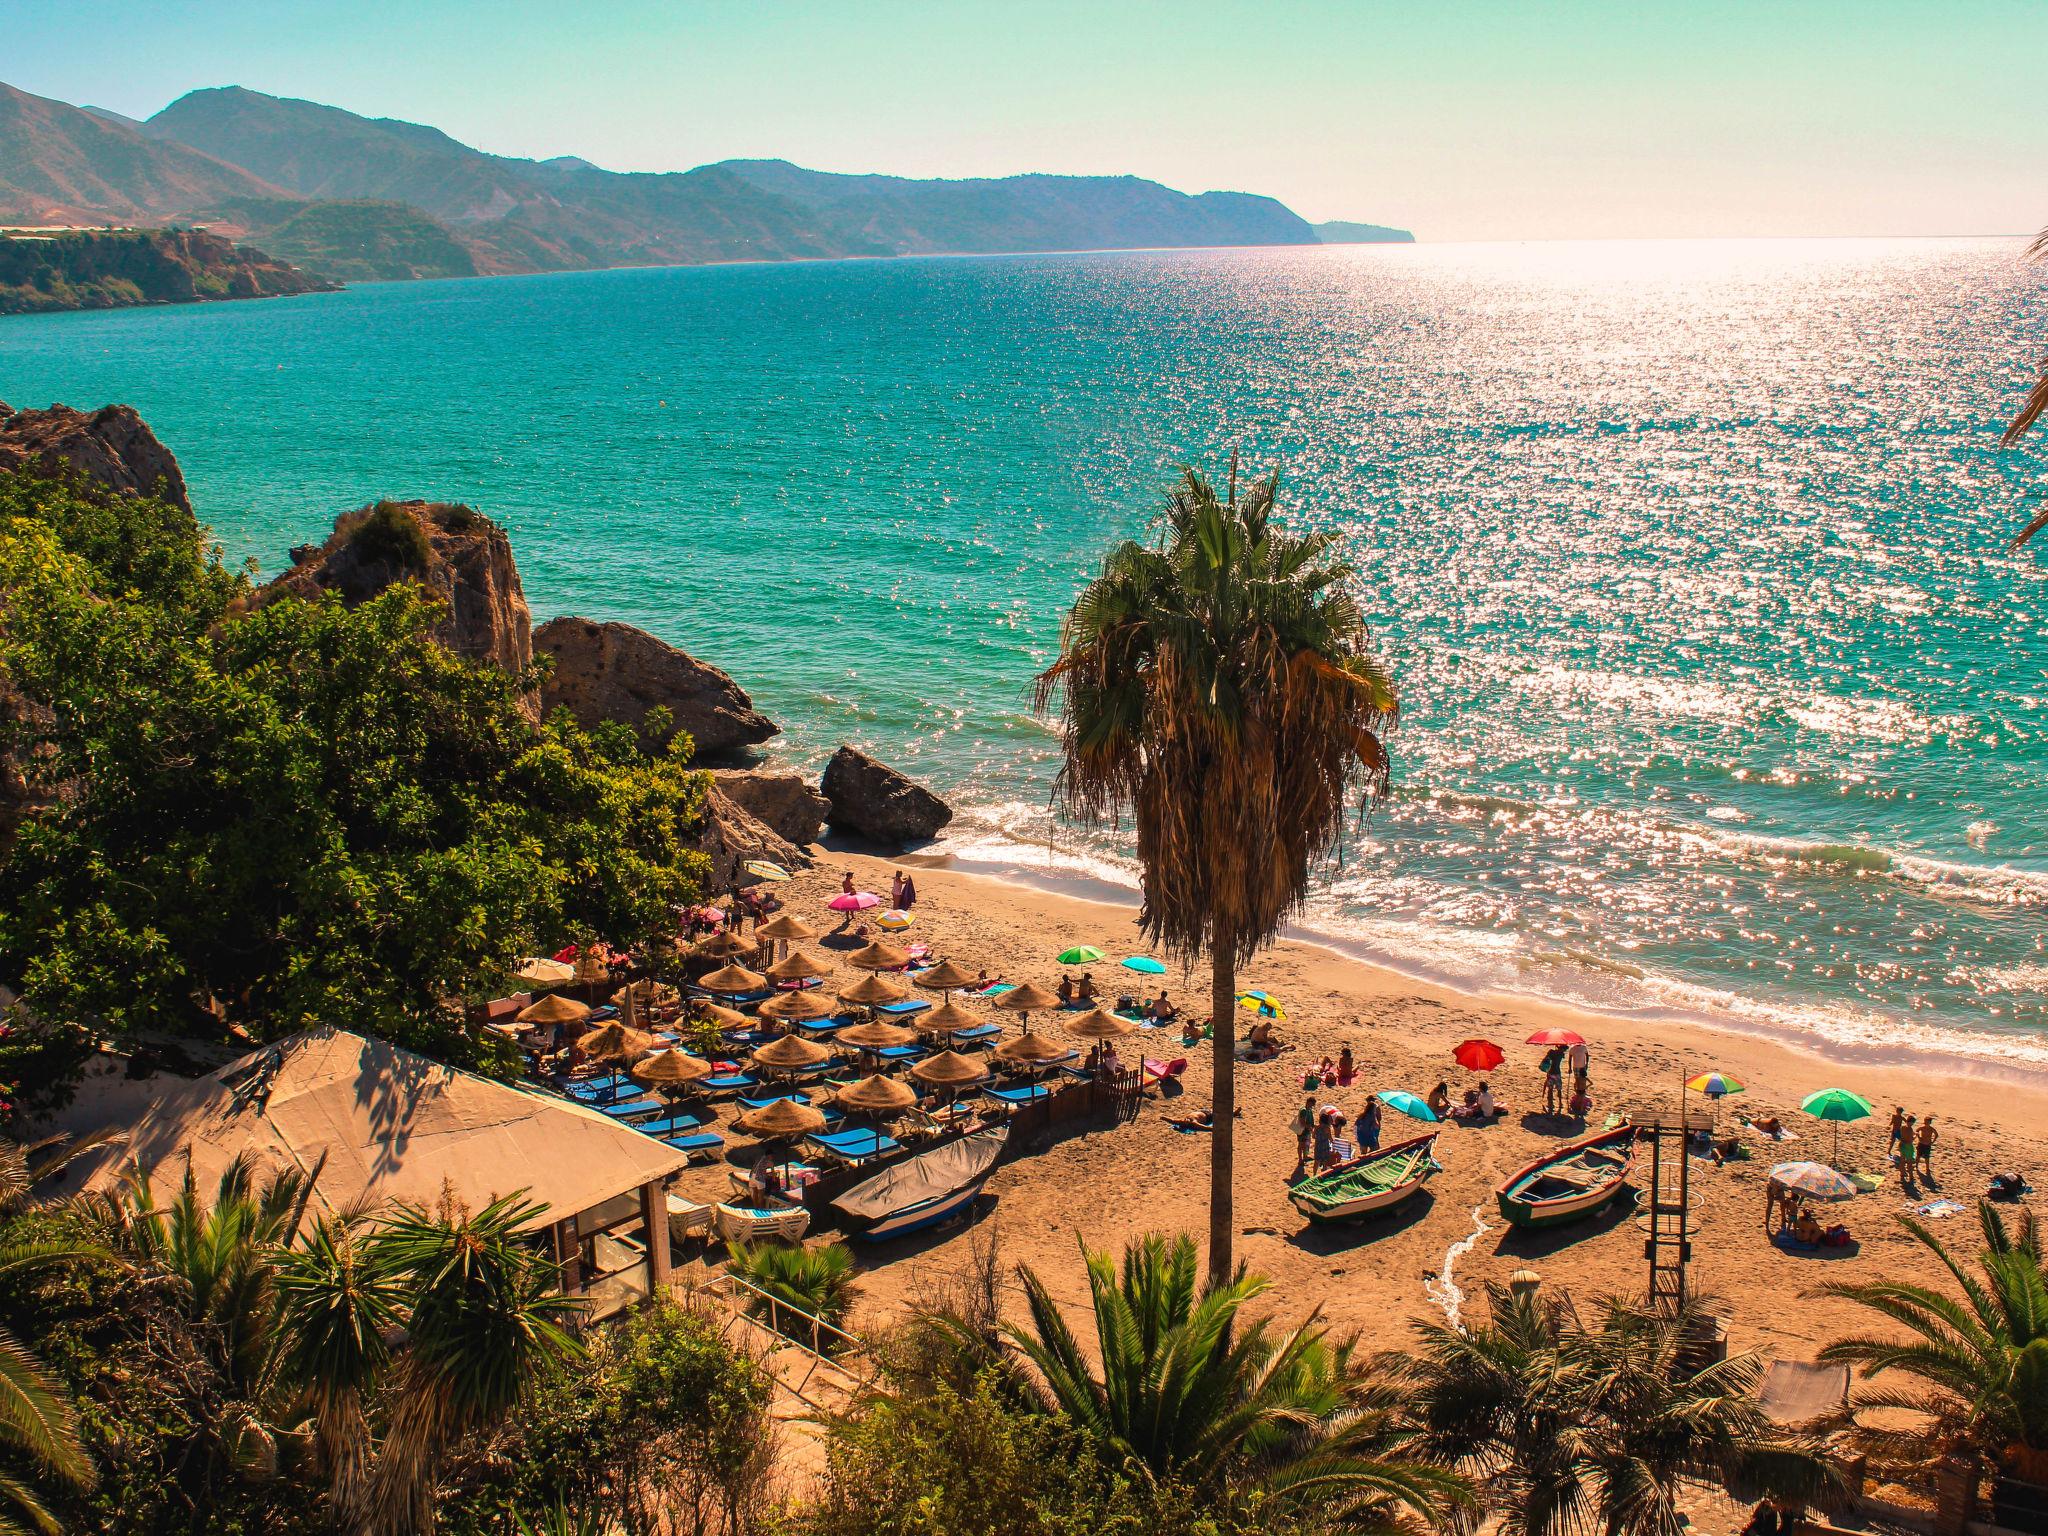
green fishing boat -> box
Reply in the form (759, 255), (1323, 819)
(1288, 1130), (1440, 1225)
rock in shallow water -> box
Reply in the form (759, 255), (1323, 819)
(534, 617), (776, 761)
(819, 745), (953, 847)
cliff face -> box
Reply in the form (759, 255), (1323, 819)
(0, 228), (339, 316)
(0, 400), (190, 510)
(534, 617), (776, 760)
(257, 500), (533, 679)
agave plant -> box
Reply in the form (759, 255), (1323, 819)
(1820, 1200), (2048, 1481)
(1001, 1234), (1466, 1533)
(1397, 1284), (1841, 1536)
(1035, 462), (1397, 1282)
(726, 1239), (859, 1351)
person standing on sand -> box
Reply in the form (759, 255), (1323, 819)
(1887, 1106), (1906, 1161)
(1539, 1046), (1565, 1114)
(1896, 1113), (1916, 1171)
(1292, 1094), (1318, 1170)
(841, 871), (856, 895)
(1916, 1116), (1937, 1179)
(1359, 1094), (1383, 1154)
(899, 872), (917, 908)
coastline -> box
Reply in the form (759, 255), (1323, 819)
(917, 822), (2048, 1085)
(673, 849), (2048, 1373)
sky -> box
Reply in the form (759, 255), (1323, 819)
(9, 0), (2045, 241)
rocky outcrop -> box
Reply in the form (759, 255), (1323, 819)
(712, 768), (827, 848)
(256, 500), (533, 677)
(534, 617), (775, 760)
(693, 785), (810, 886)
(819, 746), (953, 847)
(0, 401), (190, 510)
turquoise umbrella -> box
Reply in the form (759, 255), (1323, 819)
(1122, 956), (1166, 975)
(1379, 1090), (1438, 1123)
(1800, 1088), (1873, 1165)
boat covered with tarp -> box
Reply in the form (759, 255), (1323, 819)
(1288, 1130), (1440, 1225)
(1495, 1123), (1637, 1229)
(831, 1126), (1007, 1241)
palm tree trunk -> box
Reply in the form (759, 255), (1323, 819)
(1209, 934), (1236, 1286)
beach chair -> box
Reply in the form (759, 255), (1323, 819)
(662, 1130), (726, 1160)
(666, 1193), (713, 1244)
(702, 1071), (760, 1094)
(634, 1111), (708, 1138)
(983, 1082), (1055, 1107)
(737, 1090), (812, 1109)
(713, 1201), (810, 1245)
(949, 1023), (1001, 1046)
(1143, 1057), (1188, 1089)
(869, 1044), (925, 1063)
(599, 1097), (669, 1120)
(807, 1128), (901, 1163)
(875, 999), (932, 1020)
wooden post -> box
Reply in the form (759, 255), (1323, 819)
(554, 1214), (583, 1293)
(641, 1180), (672, 1292)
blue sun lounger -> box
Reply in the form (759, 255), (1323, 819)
(634, 1112), (708, 1138)
(983, 1082), (1056, 1106)
(662, 1130), (725, 1160)
(807, 1128), (900, 1162)
(599, 1097), (668, 1119)
(875, 999), (932, 1020)
(737, 1090), (811, 1109)
(945, 1023), (1001, 1046)
(702, 1071), (760, 1093)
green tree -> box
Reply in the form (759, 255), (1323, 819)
(0, 480), (709, 1061)
(724, 1239), (859, 1351)
(1396, 1284), (1841, 1536)
(991, 1234), (1463, 1534)
(1819, 1200), (2048, 1483)
(1033, 463), (1396, 1281)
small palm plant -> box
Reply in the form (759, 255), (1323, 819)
(1035, 463), (1398, 1283)
(1819, 1200), (2048, 1482)
(1000, 1233), (1467, 1532)
(1398, 1284), (1841, 1536)
(726, 1239), (859, 1351)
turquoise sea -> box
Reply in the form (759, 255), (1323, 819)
(4, 238), (2046, 1067)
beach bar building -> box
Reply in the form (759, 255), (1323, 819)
(72, 1025), (687, 1316)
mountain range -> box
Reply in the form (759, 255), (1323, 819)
(2, 80), (1411, 289)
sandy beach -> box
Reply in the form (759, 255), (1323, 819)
(673, 849), (2048, 1371)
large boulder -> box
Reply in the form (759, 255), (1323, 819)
(820, 746), (953, 847)
(712, 768), (827, 848)
(0, 400), (189, 510)
(534, 617), (775, 761)
(256, 500), (533, 678)
(693, 785), (810, 886)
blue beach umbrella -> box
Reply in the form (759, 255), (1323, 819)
(1379, 1090), (1438, 1123)
(1122, 956), (1166, 975)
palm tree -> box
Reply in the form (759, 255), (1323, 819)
(1034, 462), (1397, 1281)
(367, 1191), (584, 1536)
(2001, 229), (2048, 549)
(1397, 1284), (1841, 1536)
(1819, 1200), (2048, 1482)
(1000, 1234), (1465, 1533)
(726, 1238), (859, 1350)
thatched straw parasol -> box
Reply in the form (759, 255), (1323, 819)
(756, 912), (819, 944)
(575, 1022), (658, 1062)
(758, 990), (836, 1024)
(836, 1075), (918, 1114)
(1066, 1008), (1137, 1042)
(911, 1051), (990, 1088)
(846, 940), (911, 972)
(994, 981), (1060, 1014)
(695, 930), (757, 960)
(994, 1030), (1070, 1065)
(920, 999), (983, 1038)
(765, 949), (830, 983)
(517, 993), (592, 1026)
(735, 1098), (827, 1138)
(620, 978), (681, 1008)
(700, 963), (768, 995)
(631, 1049), (710, 1090)
(838, 973), (908, 1008)
(835, 1020), (917, 1050)
(688, 1001), (747, 1029)
(751, 1034), (833, 1073)
(915, 959), (978, 993)
(574, 948), (613, 984)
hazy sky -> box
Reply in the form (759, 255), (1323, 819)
(10, 0), (2044, 241)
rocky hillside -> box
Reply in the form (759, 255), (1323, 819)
(188, 197), (476, 282)
(0, 227), (338, 315)
(1313, 219), (1415, 244)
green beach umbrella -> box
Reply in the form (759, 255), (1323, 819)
(1057, 946), (1106, 965)
(1122, 956), (1166, 975)
(1800, 1087), (1873, 1166)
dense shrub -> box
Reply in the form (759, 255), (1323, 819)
(342, 498), (434, 569)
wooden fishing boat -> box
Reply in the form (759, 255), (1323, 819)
(1495, 1124), (1637, 1229)
(1288, 1130), (1440, 1225)
(831, 1126), (1007, 1242)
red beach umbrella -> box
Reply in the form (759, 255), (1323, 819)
(1524, 1028), (1584, 1047)
(1453, 1039), (1506, 1071)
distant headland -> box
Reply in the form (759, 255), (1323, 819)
(0, 79), (1413, 311)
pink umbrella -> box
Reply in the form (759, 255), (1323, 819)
(828, 891), (881, 913)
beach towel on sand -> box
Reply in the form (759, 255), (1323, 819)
(1906, 1198), (1965, 1219)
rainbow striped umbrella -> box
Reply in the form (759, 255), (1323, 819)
(1687, 1072), (1744, 1099)
(875, 908), (915, 931)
